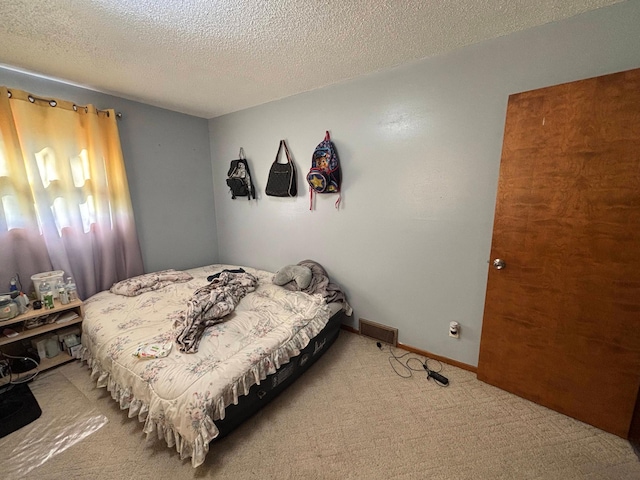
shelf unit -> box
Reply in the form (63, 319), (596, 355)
(0, 298), (84, 384)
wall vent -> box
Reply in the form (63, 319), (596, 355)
(359, 318), (398, 346)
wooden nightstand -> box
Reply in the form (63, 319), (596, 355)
(0, 299), (84, 385)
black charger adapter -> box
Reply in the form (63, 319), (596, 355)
(423, 364), (449, 386)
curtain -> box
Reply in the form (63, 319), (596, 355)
(0, 86), (144, 299)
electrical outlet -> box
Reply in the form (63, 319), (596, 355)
(449, 321), (460, 338)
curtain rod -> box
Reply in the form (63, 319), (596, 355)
(6, 89), (123, 119)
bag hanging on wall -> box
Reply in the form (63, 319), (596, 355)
(226, 147), (256, 200)
(306, 131), (342, 210)
(265, 140), (297, 197)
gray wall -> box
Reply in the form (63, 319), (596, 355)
(209, 1), (640, 367)
(0, 67), (218, 273)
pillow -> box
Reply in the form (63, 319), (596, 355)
(110, 269), (193, 297)
(273, 265), (312, 290)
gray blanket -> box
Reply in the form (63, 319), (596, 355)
(175, 270), (258, 353)
(280, 260), (352, 314)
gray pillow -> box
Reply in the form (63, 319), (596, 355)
(273, 265), (312, 290)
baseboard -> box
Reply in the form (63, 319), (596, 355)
(340, 324), (477, 373)
(397, 342), (477, 373)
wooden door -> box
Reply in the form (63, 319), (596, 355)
(477, 68), (640, 438)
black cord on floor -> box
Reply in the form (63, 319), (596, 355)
(376, 342), (449, 387)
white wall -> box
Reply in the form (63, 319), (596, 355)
(0, 67), (218, 274)
(209, 1), (640, 367)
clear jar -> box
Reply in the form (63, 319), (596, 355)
(40, 281), (54, 309)
(66, 277), (78, 302)
(57, 280), (69, 305)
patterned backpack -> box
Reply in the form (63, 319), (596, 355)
(306, 131), (341, 209)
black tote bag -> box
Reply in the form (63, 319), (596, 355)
(265, 140), (297, 197)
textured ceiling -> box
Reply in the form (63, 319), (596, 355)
(0, 0), (623, 118)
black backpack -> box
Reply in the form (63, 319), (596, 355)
(306, 131), (341, 209)
(226, 148), (255, 200)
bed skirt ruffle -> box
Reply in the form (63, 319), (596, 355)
(80, 309), (329, 467)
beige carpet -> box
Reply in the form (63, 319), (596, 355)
(2, 331), (638, 479)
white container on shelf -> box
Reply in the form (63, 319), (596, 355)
(45, 336), (61, 358)
(31, 270), (65, 300)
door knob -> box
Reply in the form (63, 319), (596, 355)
(492, 259), (506, 270)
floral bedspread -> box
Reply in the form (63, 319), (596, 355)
(81, 264), (332, 467)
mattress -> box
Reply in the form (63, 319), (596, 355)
(81, 264), (340, 467)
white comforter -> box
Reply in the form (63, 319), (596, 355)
(81, 264), (332, 467)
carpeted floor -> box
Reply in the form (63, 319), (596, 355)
(1, 331), (638, 479)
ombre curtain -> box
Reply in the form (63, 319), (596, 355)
(0, 86), (144, 299)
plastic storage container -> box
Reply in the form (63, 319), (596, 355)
(0, 295), (19, 320)
(31, 270), (64, 300)
(45, 336), (61, 358)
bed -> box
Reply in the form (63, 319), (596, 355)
(80, 263), (349, 467)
